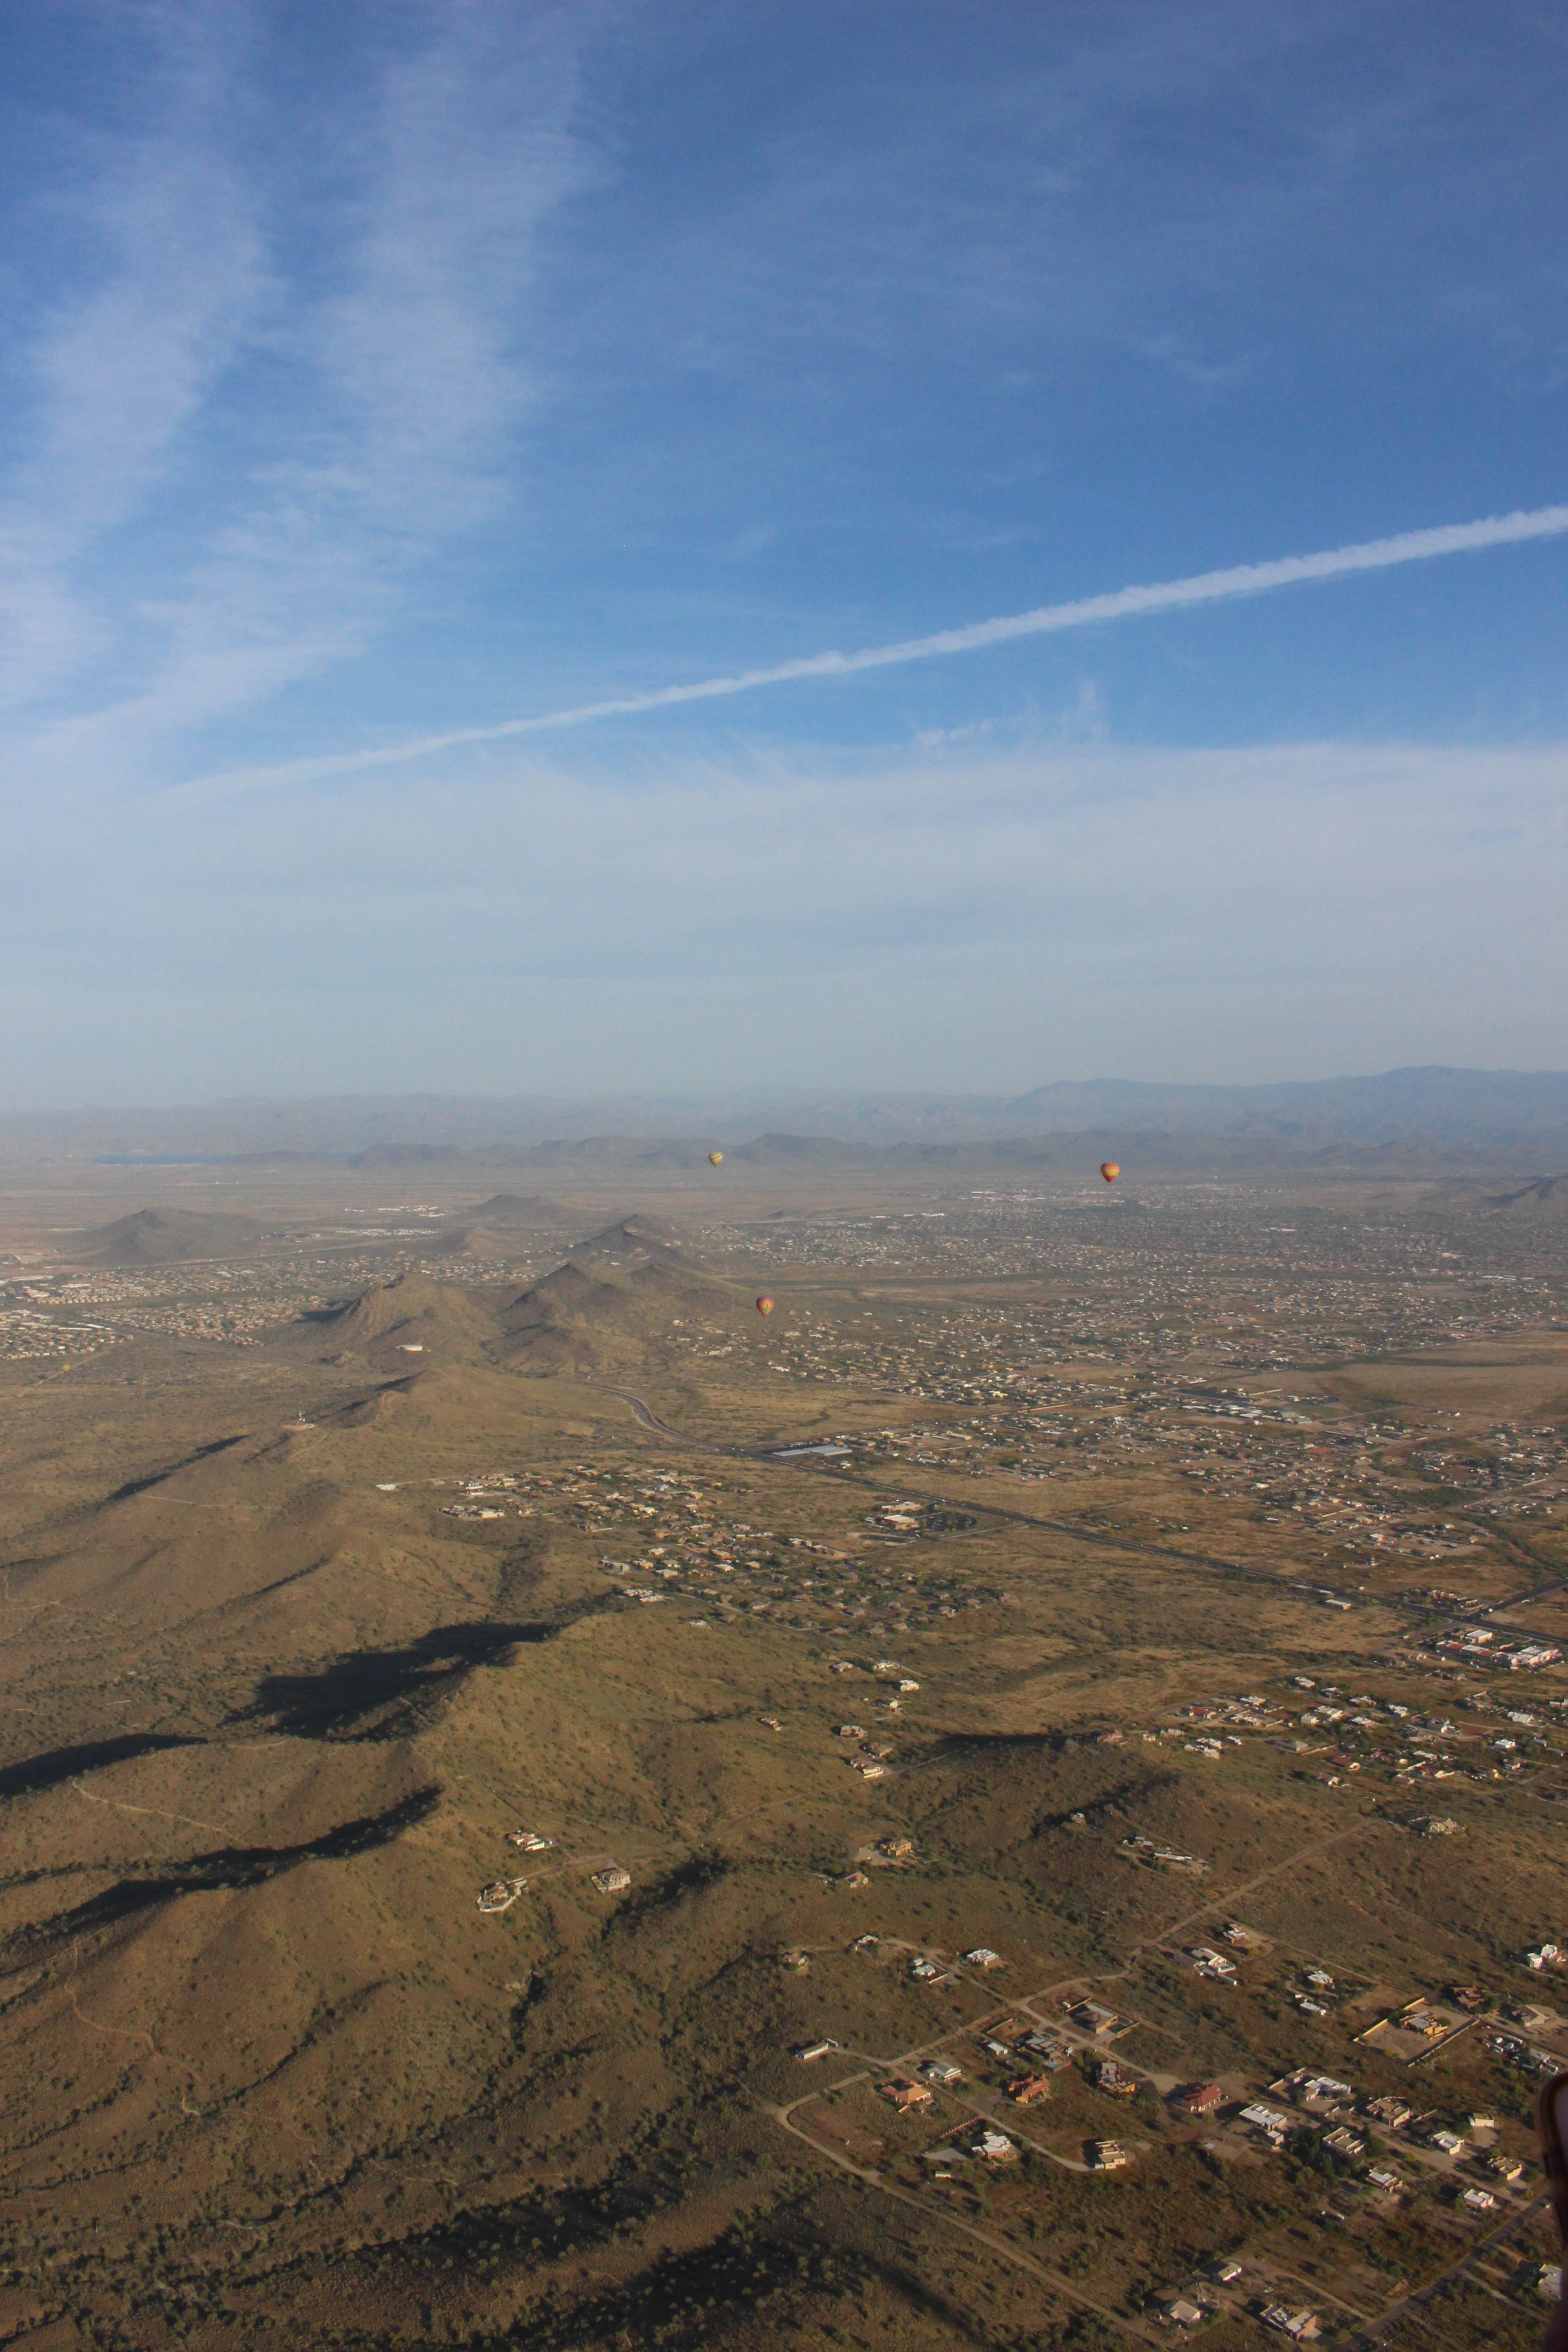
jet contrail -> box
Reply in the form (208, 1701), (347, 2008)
(190, 501), (1568, 793)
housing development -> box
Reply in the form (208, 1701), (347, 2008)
(0, 1149), (1564, 2350)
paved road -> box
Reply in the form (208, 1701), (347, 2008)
(585, 1377), (1408, 1618)
(774, 1813), (1557, 2342)
(763, 2088), (1160, 2345)
(588, 1382), (729, 1454)
(587, 1379), (1558, 2337)
(767, 1820), (1377, 2332)
(589, 1375), (1568, 1634)
(1343, 2190), (1553, 2343)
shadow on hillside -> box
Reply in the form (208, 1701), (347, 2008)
(236, 1620), (555, 1742)
(0, 1732), (206, 1804)
(12, 1785), (441, 1949)
(106, 1432), (249, 1504)
(931, 1728), (1062, 1755)
(607, 1855), (731, 1932)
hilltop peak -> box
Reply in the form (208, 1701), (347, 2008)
(316, 1272), (495, 1356)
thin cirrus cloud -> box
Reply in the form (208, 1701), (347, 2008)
(0, 6), (591, 750)
(0, 19), (264, 712)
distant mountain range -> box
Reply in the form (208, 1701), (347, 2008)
(4, 1066), (1568, 1170)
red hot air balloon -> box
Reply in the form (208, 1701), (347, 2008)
(755, 1295), (775, 1315)
(1099, 1162), (1120, 1184)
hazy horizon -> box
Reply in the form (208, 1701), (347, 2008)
(3, 1058), (1568, 1110)
(6, 1064), (1568, 1172)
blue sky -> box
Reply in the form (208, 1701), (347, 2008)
(2, 0), (1566, 1104)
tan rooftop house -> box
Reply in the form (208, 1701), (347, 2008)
(1005, 2073), (1052, 2106)
(589, 1863), (631, 1894)
(879, 2077), (933, 2112)
(1366, 2095), (1412, 2129)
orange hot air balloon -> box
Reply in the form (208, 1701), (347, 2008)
(755, 1295), (775, 1316)
(708, 1150), (724, 1166)
(1100, 1161), (1120, 1184)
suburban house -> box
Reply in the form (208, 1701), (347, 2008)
(1187, 1946), (1235, 1978)
(1070, 2001), (1118, 2035)
(476, 1880), (522, 1913)
(1240, 2102), (1291, 2146)
(1092, 2059), (1138, 2097)
(1366, 2095), (1412, 2129)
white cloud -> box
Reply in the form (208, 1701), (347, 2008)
(2, 731), (1563, 1096)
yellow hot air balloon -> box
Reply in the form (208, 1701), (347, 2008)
(709, 1150), (724, 1166)
(755, 1295), (775, 1316)
(1100, 1161), (1120, 1183)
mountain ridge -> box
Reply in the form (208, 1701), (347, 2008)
(6, 1066), (1568, 1164)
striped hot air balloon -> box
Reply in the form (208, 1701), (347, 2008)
(709, 1150), (724, 1166)
(1100, 1161), (1120, 1183)
(755, 1295), (775, 1315)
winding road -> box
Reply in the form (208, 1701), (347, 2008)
(585, 1377), (1562, 2339)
